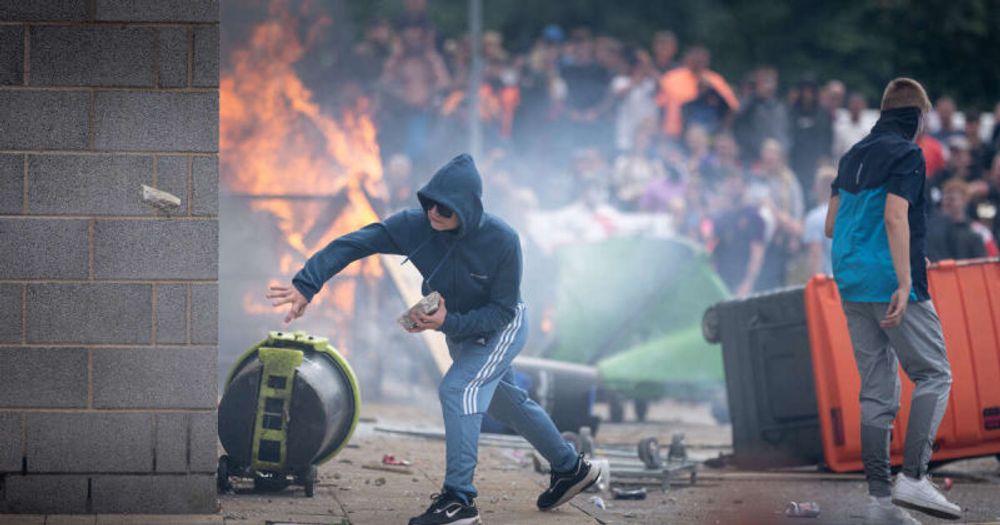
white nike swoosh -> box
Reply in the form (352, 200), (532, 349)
(551, 477), (573, 491)
(435, 503), (463, 516)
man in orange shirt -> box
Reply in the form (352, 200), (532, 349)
(917, 130), (945, 179)
(657, 46), (739, 138)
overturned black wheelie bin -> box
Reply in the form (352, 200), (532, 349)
(702, 286), (822, 469)
(217, 330), (361, 496)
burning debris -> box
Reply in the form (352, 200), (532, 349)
(220, 1), (388, 359)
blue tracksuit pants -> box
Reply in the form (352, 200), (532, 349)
(439, 303), (578, 503)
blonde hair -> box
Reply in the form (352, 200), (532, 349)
(880, 77), (931, 113)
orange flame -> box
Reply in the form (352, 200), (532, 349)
(221, 3), (385, 353)
(540, 307), (554, 334)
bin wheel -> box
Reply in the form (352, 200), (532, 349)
(303, 465), (318, 497)
(216, 455), (233, 493)
(638, 437), (663, 469)
(253, 471), (291, 492)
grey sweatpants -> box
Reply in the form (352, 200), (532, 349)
(842, 300), (952, 497)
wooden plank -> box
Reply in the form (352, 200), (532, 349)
(380, 254), (451, 376)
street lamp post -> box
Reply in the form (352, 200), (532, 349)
(468, 0), (482, 161)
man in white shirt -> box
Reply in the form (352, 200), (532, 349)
(833, 92), (872, 160)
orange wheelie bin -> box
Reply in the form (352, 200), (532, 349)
(806, 258), (1000, 472)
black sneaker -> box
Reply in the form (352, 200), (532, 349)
(537, 453), (600, 511)
(408, 492), (481, 525)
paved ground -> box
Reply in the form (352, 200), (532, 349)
(8, 396), (1000, 524)
(216, 397), (597, 525)
(588, 402), (1000, 525)
(222, 396), (1000, 525)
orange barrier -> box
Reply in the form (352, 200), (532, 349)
(806, 259), (1000, 472)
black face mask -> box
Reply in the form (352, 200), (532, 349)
(423, 199), (454, 218)
(875, 106), (923, 141)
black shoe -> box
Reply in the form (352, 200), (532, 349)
(537, 453), (600, 511)
(408, 492), (481, 525)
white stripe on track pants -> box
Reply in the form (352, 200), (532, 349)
(438, 303), (578, 503)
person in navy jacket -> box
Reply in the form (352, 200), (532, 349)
(826, 78), (960, 523)
(268, 154), (598, 525)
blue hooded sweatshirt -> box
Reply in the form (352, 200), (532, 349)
(292, 154), (523, 342)
(831, 106), (929, 303)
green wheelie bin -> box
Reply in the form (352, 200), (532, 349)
(217, 330), (361, 496)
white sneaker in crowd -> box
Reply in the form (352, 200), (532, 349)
(864, 496), (922, 525)
(892, 474), (962, 520)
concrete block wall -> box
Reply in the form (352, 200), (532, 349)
(0, 0), (219, 514)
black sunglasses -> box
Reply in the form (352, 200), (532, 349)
(423, 199), (454, 218)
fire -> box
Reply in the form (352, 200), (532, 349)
(221, 2), (385, 354)
(540, 307), (554, 334)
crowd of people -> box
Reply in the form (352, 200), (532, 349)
(352, 2), (1000, 297)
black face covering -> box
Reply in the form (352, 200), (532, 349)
(872, 106), (923, 142)
(912, 113), (924, 141)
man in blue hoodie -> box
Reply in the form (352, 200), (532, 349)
(826, 78), (960, 524)
(268, 154), (598, 525)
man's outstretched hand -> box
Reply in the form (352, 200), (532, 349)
(407, 296), (447, 333)
(267, 284), (309, 324)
